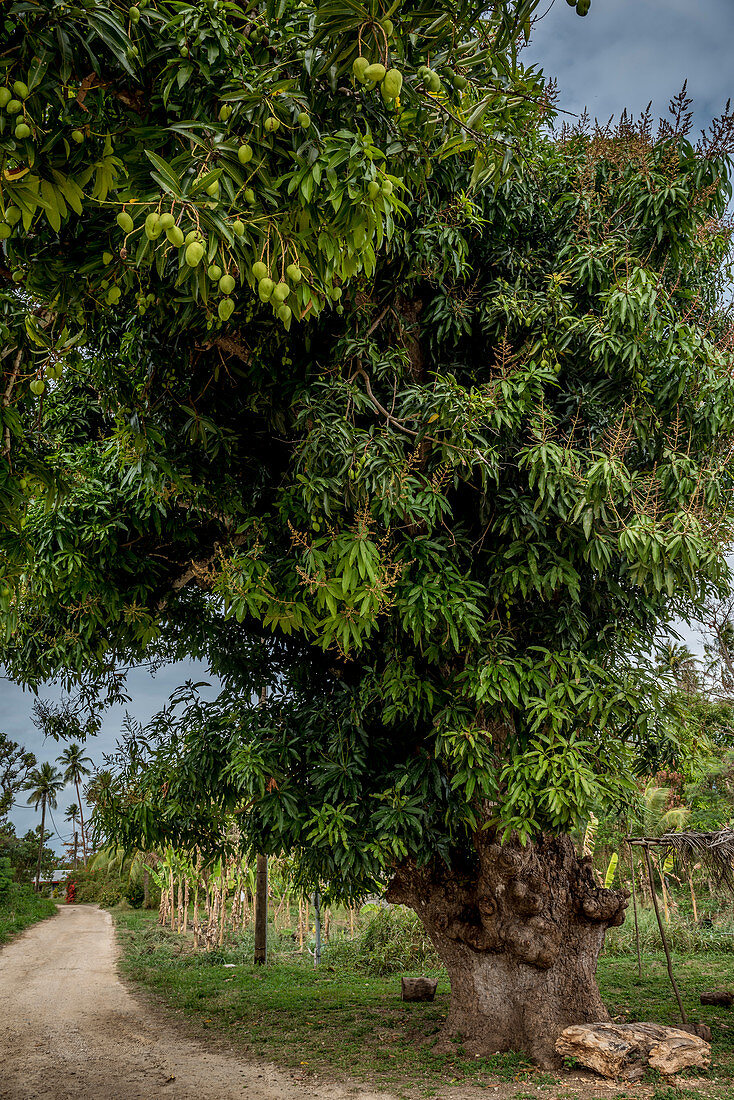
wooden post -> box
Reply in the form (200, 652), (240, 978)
(643, 845), (688, 1025)
(169, 868), (175, 932)
(689, 872), (699, 923)
(183, 880), (189, 934)
(254, 853), (268, 965)
(627, 845), (643, 980)
(313, 889), (322, 966)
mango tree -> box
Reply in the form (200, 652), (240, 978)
(3, 0), (734, 1066)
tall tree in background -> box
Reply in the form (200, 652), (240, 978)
(2, 0), (734, 1066)
(58, 744), (93, 864)
(24, 763), (64, 890)
(64, 802), (80, 866)
(0, 733), (36, 820)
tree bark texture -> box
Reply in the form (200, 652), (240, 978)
(387, 832), (630, 1068)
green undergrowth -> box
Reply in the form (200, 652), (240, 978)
(0, 883), (57, 945)
(604, 907), (734, 957)
(115, 909), (734, 1098)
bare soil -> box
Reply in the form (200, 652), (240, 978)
(0, 904), (396, 1100)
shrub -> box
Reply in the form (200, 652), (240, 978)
(125, 882), (145, 909)
(327, 905), (440, 975)
(0, 856), (12, 899)
(98, 886), (123, 909)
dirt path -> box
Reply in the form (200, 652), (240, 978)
(0, 905), (396, 1100)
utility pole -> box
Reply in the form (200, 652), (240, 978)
(253, 682), (268, 966)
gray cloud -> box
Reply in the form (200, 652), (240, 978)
(526, 0), (733, 136)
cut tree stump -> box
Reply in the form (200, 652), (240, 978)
(555, 1022), (710, 1081)
(701, 990), (734, 1007)
(401, 977), (438, 1002)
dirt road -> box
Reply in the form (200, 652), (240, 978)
(0, 905), (395, 1100)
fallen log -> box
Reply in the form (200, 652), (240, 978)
(401, 977), (438, 1002)
(555, 1022), (710, 1080)
(700, 990), (734, 1007)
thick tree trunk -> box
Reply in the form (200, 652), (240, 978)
(388, 832), (629, 1068)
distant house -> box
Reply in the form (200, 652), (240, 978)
(39, 868), (70, 888)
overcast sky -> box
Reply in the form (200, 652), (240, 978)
(2, 0), (732, 852)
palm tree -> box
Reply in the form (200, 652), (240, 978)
(58, 744), (93, 865)
(24, 763), (64, 891)
(65, 803), (80, 866)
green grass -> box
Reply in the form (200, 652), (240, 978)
(114, 910), (734, 1098)
(0, 883), (57, 945)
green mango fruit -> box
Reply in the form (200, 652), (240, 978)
(453, 73), (468, 90)
(383, 69), (402, 99)
(129, 5), (140, 22)
(11, 269), (23, 282)
(252, 261), (268, 280)
(576, 0), (590, 12)
(6, 100), (22, 115)
(238, 143), (253, 164)
(272, 282), (289, 303)
(6, 207), (21, 225)
(330, 286), (342, 300)
(219, 273), (236, 295)
(232, 219), (245, 237)
(206, 179), (220, 198)
(102, 251), (113, 264)
(244, 188), (255, 204)
(277, 304), (292, 324)
(30, 379), (45, 396)
(381, 179), (393, 196)
(264, 116), (280, 133)
(71, 130), (84, 143)
(184, 230), (199, 244)
(116, 211), (134, 233)
(367, 181), (381, 200)
(144, 212), (162, 240)
(219, 104), (233, 121)
(286, 263), (302, 283)
(258, 276), (274, 301)
(297, 112), (310, 129)
(179, 45), (189, 57)
(185, 241), (205, 267)
(364, 63), (386, 82)
(166, 226), (184, 247)
(12, 81), (29, 99)
(14, 123), (30, 139)
(0, 223), (11, 240)
(566, 0), (577, 5)
(106, 286), (121, 305)
(208, 264), (223, 281)
(352, 57), (369, 83)
(218, 297), (235, 321)
(0, 89), (11, 108)
(381, 18), (393, 36)
(159, 212), (175, 229)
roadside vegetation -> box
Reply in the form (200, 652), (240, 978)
(0, 858), (56, 945)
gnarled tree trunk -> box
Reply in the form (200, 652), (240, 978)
(388, 832), (629, 1068)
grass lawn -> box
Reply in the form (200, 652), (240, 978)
(114, 909), (734, 1100)
(0, 884), (57, 945)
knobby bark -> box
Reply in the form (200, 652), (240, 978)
(388, 831), (629, 1068)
